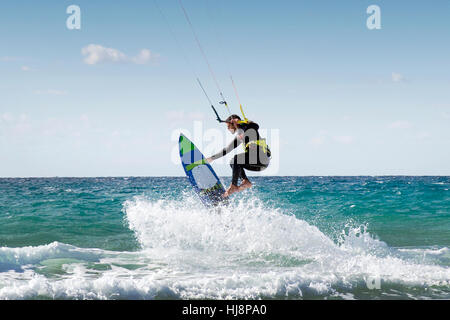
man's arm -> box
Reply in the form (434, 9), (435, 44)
(209, 135), (243, 161)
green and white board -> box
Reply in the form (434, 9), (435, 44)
(179, 134), (226, 206)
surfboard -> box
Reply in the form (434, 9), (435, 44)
(179, 134), (227, 207)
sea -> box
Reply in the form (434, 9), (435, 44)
(0, 176), (449, 300)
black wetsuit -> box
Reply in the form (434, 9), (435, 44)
(210, 122), (271, 186)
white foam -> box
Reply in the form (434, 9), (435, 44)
(0, 195), (449, 299)
(123, 195), (338, 259)
(120, 195), (450, 298)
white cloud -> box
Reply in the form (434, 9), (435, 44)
(1, 112), (14, 123)
(187, 112), (206, 121)
(0, 56), (20, 62)
(34, 89), (68, 95)
(310, 131), (355, 146)
(131, 49), (158, 65)
(310, 136), (325, 146)
(332, 135), (354, 144)
(80, 114), (90, 123)
(81, 44), (158, 65)
(21, 66), (31, 72)
(389, 120), (412, 129)
(309, 131), (327, 146)
(165, 110), (206, 123)
(392, 72), (405, 83)
(341, 115), (351, 121)
(0, 113), (32, 136)
(166, 110), (185, 122)
(82, 44), (127, 65)
(416, 131), (431, 140)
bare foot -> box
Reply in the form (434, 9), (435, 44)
(223, 184), (239, 198)
(238, 179), (252, 191)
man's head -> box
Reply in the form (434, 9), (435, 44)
(225, 114), (241, 133)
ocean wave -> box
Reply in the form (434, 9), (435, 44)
(0, 194), (449, 300)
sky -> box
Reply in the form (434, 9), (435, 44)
(1, 0), (449, 177)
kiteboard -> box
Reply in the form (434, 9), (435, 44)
(179, 133), (227, 207)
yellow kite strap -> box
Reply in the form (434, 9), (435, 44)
(237, 104), (249, 124)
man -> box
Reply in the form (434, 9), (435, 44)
(207, 115), (271, 197)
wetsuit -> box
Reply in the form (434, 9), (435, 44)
(210, 122), (271, 186)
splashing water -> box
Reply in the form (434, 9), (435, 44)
(0, 177), (449, 299)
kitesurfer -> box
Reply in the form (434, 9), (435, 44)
(207, 115), (271, 197)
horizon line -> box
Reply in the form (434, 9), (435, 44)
(1, 175), (449, 179)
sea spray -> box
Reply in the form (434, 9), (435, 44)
(0, 176), (449, 299)
(120, 194), (450, 299)
(123, 194), (336, 256)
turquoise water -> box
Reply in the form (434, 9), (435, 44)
(0, 176), (449, 299)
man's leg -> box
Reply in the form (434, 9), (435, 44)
(235, 162), (250, 191)
(224, 152), (269, 197)
(233, 153), (253, 192)
(224, 155), (243, 197)
(238, 148), (270, 191)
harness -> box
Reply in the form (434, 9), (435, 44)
(244, 139), (271, 157)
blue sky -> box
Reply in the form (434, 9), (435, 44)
(1, 0), (449, 177)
